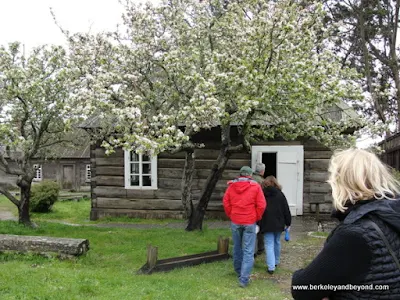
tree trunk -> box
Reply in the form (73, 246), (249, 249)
(181, 149), (195, 219)
(186, 125), (232, 231)
(17, 177), (33, 226)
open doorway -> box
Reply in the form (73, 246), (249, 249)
(261, 152), (277, 178)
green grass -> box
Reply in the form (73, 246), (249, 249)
(0, 195), (17, 214)
(0, 221), (288, 300)
(0, 195), (184, 225)
(0, 195), (324, 299)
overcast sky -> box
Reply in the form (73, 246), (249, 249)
(0, 0), (159, 49)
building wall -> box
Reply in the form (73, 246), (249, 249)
(380, 133), (400, 171)
(302, 139), (333, 214)
(0, 159), (90, 191)
(90, 131), (333, 220)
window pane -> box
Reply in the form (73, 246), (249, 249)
(143, 155), (150, 162)
(142, 163), (151, 174)
(130, 152), (139, 162)
(130, 163), (139, 174)
(130, 175), (139, 186)
(142, 175), (151, 186)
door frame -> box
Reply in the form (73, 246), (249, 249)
(251, 145), (304, 215)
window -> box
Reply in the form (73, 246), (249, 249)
(86, 164), (91, 182)
(33, 164), (42, 181)
(124, 150), (157, 189)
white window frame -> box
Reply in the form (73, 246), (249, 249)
(33, 164), (42, 181)
(85, 164), (91, 182)
(124, 150), (157, 190)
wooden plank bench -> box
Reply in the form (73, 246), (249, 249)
(0, 234), (89, 256)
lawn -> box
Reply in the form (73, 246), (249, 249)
(0, 220), (292, 300)
(0, 194), (325, 299)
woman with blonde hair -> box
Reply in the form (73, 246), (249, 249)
(291, 148), (400, 300)
(259, 175), (291, 274)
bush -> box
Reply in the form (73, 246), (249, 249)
(30, 181), (60, 213)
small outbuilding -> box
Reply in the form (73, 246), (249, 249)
(82, 102), (360, 220)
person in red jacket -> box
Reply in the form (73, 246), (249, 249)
(223, 166), (267, 288)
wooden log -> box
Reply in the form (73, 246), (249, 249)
(92, 208), (184, 219)
(146, 245), (158, 269)
(0, 234), (89, 256)
(158, 158), (251, 169)
(158, 178), (228, 190)
(304, 151), (332, 159)
(304, 159), (330, 171)
(303, 193), (333, 204)
(96, 157), (124, 166)
(304, 171), (329, 183)
(96, 198), (183, 210)
(217, 236), (229, 254)
(304, 182), (331, 194)
(96, 166), (124, 176)
(93, 186), (127, 198)
(96, 176), (124, 187)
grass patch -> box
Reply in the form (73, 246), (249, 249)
(0, 195), (18, 217)
(0, 221), (288, 300)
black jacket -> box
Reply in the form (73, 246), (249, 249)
(291, 199), (400, 300)
(259, 186), (291, 233)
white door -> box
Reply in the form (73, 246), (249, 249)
(251, 146), (304, 216)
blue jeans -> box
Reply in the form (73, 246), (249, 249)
(231, 222), (256, 286)
(264, 232), (282, 271)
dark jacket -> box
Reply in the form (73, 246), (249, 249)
(259, 186), (291, 233)
(291, 199), (400, 300)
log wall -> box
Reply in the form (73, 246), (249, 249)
(90, 136), (335, 220)
(90, 146), (250, 220)
(380, 133), (400, 171)
(303, 139), (333, 214)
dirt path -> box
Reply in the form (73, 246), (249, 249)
(249, 235), (325, 299)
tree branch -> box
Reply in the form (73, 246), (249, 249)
(0, 153), (24, 176)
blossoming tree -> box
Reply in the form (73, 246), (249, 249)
(0, 43), (85, 226)
(68, 0), (365, 230)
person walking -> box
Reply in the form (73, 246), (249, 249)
(259, 175), (291, 274)
(223, 166), (266, 288)
(252, 163), (266, 256)
(291, 148), (400, 300)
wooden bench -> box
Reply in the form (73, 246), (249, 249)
(0, 234), (89, 257)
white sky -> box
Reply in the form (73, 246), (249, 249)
(0, 0), (159, 50)
(0, 0), (385, 148)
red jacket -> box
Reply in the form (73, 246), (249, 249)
(223, 176), (266, 225)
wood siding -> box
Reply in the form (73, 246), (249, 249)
(90, 147), (250, 220)
(380, 133), (400, 171)
(90, 136), (334, 220)
(303, 140), (333, 214)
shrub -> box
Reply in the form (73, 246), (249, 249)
(30, 181), (60, 213)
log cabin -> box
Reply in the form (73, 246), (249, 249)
(0, 144), (91, 192)
(81, 102), (361, 220)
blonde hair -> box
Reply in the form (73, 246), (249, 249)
(263, 175), (282, 190)
(327, 148), (400, 212)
